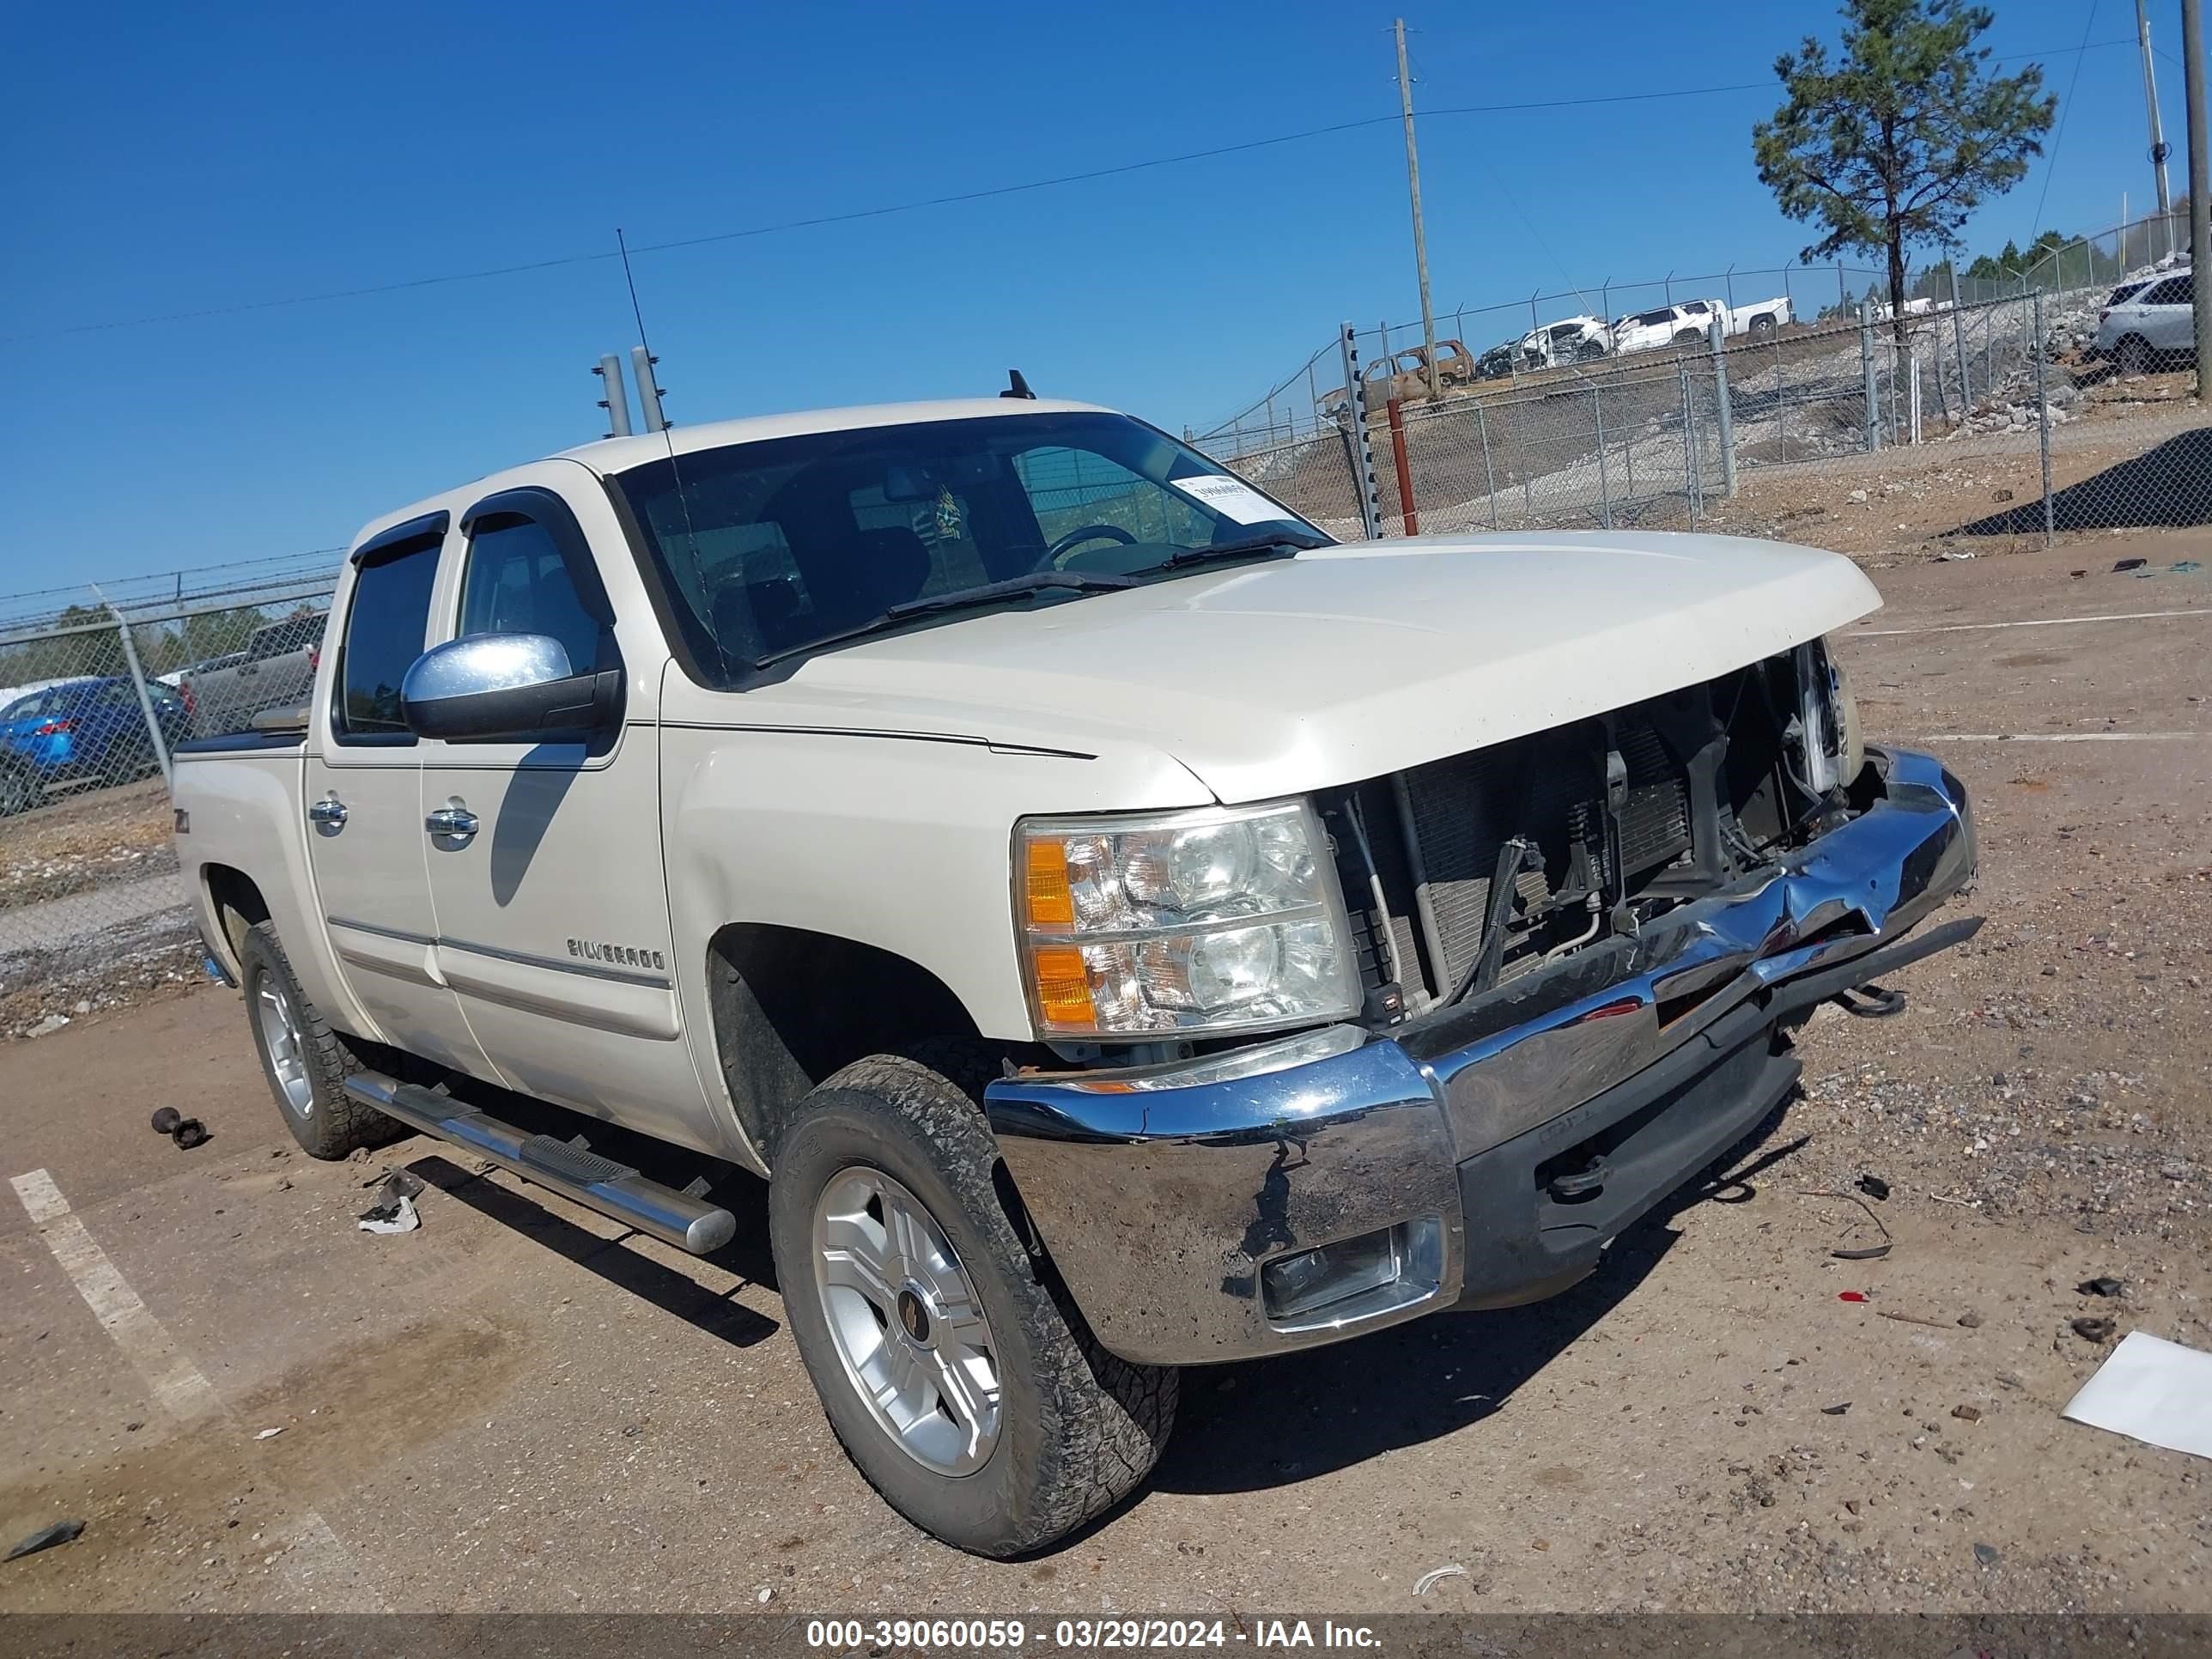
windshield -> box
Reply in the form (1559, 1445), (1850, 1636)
(612, 411), (1326, 680)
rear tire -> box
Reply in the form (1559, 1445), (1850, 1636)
(239, 921), (403, 1160)
(2116, 335), (2152, 374)
(768, 1053), (1176, 1557)
(1749, 313), (1778, 333)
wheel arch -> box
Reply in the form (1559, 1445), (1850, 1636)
(704, 921), (998, 1165)
(202, 861), (271, 975)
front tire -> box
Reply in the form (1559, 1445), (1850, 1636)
(239, 921), (402, 1160)
(0, 764), (35, 818)
(768, 1054), (1176, 1557)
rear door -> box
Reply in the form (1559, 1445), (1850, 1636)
(304, 513), (489, 1073)
(416, 470), (701, 1146)
(2148, 274), (2194, 351)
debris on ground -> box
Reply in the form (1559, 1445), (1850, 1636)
(4, 1519), (84, 1561)
(357, 1172), (422, 1235)
(359, 1168), (424, 1198)
(1855, 1174), (1891, 1201)
(1877, 1309), (1955, 1330)
(27, 1014), (70, 1038)
(2062, 1332), (2212, 1461)
(2071, 1316), (2118, 1343)
(149, 1106), (179, 1135)
(1974, 1542), (2002, 1568)
(2113, 557), (2148, 573)
(1413, 1564), (1470, 1596)
(1820, 1402), (1851, 1416)
(1957, 1310), (1984, 1328)
(2076, 1276), (2124, 1297)
(254, 1426), (285, 1440)
(1803, 1188), (1892, 1259)
(1952, 1404), (1982, 1422)
(168, 1117), (209, 1150)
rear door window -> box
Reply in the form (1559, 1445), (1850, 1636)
(2144, 275), (2192, 307)
(337, 538), (442, 739)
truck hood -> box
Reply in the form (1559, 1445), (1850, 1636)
(750, 532), (1882, 802)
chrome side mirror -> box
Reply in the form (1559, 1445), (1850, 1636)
(400, 634), (622, 743)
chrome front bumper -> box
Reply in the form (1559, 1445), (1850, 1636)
(983, 748), (1977, 1366)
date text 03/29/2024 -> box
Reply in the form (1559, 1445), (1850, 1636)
(803, 1620), (1382, 1650)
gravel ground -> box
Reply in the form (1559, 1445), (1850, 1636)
(1, 537), (2208, 1620)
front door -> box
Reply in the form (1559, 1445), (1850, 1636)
(417, 474), (702, 1149)
(304, 517), (487, 1074)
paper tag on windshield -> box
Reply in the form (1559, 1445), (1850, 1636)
(1170, 473), (1287, 525)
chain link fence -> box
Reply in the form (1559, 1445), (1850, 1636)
(1208, 257), (2208, 563)
(0, 574), (336, 1038)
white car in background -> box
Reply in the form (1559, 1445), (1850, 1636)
(2096, 269), (2197, 371)
(1611, 297), (1793, 356)
(1518, 315), (1612, 368)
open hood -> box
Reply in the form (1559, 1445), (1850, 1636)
(736, 532), (1882, 803)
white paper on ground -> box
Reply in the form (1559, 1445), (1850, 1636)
(1170, 473), (1292, 526)
(2060, 1330), (2212, 1460)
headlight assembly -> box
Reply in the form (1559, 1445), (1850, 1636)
(1015, 800), (1360, 1039)
(1795, 639), (1864, 794)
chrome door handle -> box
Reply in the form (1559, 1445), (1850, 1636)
(307, 797), (347, 827)
(424, 805), (478, 840)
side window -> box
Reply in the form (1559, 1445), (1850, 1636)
(457, 516), (602, 676)
(2146, 276), (2191, 307)
(91, 682), (138, 708)
(337, 538), (442, 739)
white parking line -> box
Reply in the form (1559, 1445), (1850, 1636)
(11, 1168), (220, 1421)
(11, 1165), (391, 1612)
(1854, 605), (2212, 638)
(1917, 732), (2207, 744)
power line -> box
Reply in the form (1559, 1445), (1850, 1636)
(15, 45), (2130, 344)
(2033, 2), (2106, 235)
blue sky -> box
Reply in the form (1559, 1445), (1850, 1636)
(3, 0), (2184, 591)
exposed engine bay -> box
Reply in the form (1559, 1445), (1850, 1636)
(1317, 640), (1862, 1019)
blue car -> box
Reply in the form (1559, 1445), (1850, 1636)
(0, 676), (191, 817)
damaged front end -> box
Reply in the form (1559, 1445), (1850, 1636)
(1316, 639), (1877, 1021)
(984, 641), (1978, 1365)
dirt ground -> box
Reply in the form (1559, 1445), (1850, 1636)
(2, 535), (2209, 1619)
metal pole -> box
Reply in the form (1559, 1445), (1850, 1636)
(595, 353), (632, 438)
(2185, 0), (2212, 398)
(1948, 262), (1968, 409)
(1909, 352), (1923, 445)
(1476, 403), (1500, 530)
(1679, 363), (1698, 525)
(1593, 387), (1612, 530)
(2142, 0), (2177, 258)
(1340, 323), (1384, 540)
(1837, 262), (1847, 315)
(1775, 330), (1786, 456)
(1708, 317), (1737, 497)
(1387, 398), (1419, 534)
(104, 604), (173, 791)
(1395, 18), (1441, 400)
(1859, 302), (1880, 452)
(2033, 289), (2056, 548)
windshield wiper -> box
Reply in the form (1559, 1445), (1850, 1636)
(754, 569), (1134, 667)
(1130, 532), (1331, 574)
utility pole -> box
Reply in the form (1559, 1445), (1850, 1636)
(1395, 18), (1441, 400)
(2140, 0), (2177, 258)
(2185, 0), (2211, 397)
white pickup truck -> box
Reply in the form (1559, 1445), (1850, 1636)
(1610, 297), (1793, 356)
(172, 396), (1977, 1556)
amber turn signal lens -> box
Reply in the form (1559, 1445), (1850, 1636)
(1030, 945), (1093, 1026)
(1024, 839), (1074, 927)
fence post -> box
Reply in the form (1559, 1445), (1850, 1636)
(1708, 317), (1737, 497)
(1837, 262), (1847, 315)
(1475, 403), (1501, 531)
(1678, 362), (1700, 526)
(1858, 303), (1880, 453)
(1386, 398), (1419, 535)
(1775, 331), (1786, 456)
(2033, 290), (2055, 549)
(106, 604), (173, 792)
(1909, 352), (1923, 445)
(1592, 386), (1613, 530)
(1340, 322), (1383, 540)
(1948, 262), (1968, 410)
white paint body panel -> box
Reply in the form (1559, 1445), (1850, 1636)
(171, 398), (1882, 1177)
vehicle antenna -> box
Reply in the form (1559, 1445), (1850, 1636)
(614, 229), (725, 677)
